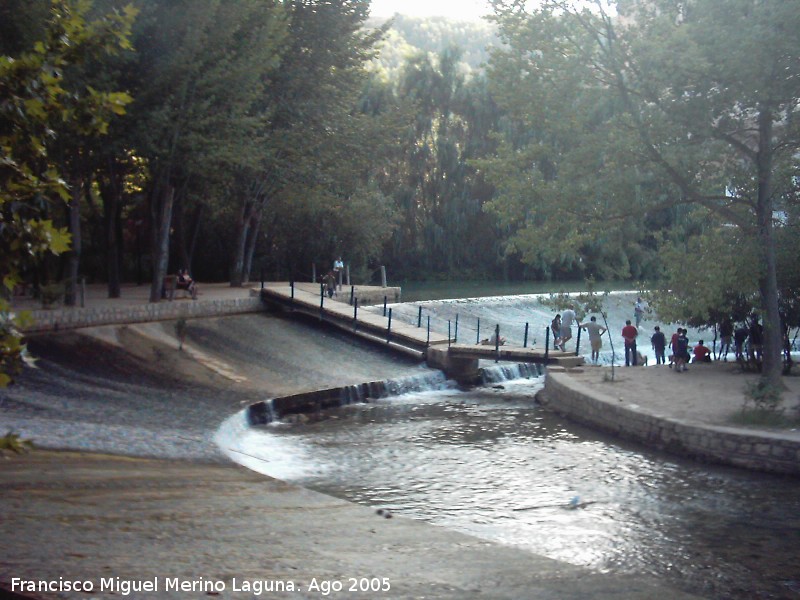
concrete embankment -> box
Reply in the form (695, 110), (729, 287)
(539, 366), (800, 475)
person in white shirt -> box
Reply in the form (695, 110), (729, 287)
(560, 305), (577, 351)
(581, 316), (607, 363)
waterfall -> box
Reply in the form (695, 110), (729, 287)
(480, 362), (545, 384)
(247, 370), (455, 426)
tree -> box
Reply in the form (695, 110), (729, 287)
(0, 0), (134, 385)
(486, 0), (800, 389)
(230, 0), (387, 286)
(124, 0), (286, 301)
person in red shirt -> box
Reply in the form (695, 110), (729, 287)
(692, 340), (712, 363)
(622, 320), (639, 366)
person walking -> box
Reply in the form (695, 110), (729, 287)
(622, 320), (639, 366)
(651, 326), (667, 366)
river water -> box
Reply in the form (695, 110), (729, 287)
(221, 292), (800, 600)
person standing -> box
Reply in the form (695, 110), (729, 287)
(674, 328), (690, 372)
(333, 256), (344, 291)
(560, 304), (577, 351)
(634, 297), (646, 327)
(581, 316), (606, 364)
(719, 318), (733, 361)
(622, 320), (639, 366)
(551, 314), (562, 351)
(651, 326), (667, 366)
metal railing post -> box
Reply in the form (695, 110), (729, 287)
(476, 318), (480, 344)
(387, 308), (393, 343)
(545, 327), (550, 360)
(427, 316), (431, 347)
(494, 324), (500, 363)
(448, 320), (451, 348)
(524, 322), (529, 348)
(454, 314), (459, 343)
(417, 306), (422, 328)
(575, 325), (582, 356)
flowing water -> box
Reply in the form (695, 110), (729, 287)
(221, 292), (800, 600)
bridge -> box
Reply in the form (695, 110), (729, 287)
(259, 282), (584, 382)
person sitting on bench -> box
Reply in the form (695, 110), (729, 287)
(176, 269), (197, 297)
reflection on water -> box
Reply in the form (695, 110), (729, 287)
(232, 379), (800, 600)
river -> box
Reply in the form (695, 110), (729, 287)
(223, 288), (800, 600)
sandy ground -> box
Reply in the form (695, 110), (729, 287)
(564, 361), (800, 434)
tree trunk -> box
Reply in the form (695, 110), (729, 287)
(187, 204), (203, 272)
(149, 185), (175, 303)
(242, 208), (263, 285)
(174, 194), (191, 273)
(230, 200), (254, 287)
(755, 107), (783, 390)
(65, 180), (83, 306)
(102, 175), (122, 299)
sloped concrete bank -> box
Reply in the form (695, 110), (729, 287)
(538, 372), (800, 475)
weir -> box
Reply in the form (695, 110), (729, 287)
(248, 371), (453, 425)
(259, 283), (585, 384)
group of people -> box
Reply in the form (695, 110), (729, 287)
(551, 305), (608, 364)
(548, 296), (743, 371)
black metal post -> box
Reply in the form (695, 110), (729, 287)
(417, 305), (422, 328)
(575, 326), (582, 357)
(494, 324), (500, 363)
(350, 285), (355, 306)
(476, 318), (481, 344)
(387, 308), (393, 343)
(545, 326), (550, 360)
(454, 314), (459, 343)
(383, 296), (387, 317)
(524, 322), (529, 348)
(290, 280), (294, 298)
(427, 316), (431, 347)
(448, 320), (451, 347)
(319, 283), (324, 318)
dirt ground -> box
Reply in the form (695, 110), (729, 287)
(563, 360), (800, 435)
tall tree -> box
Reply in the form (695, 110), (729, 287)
(229, 0), (385, 286)
(486, 0), (800, 388)
(0, 0), (134, 385)
(125, 0), (286, 301)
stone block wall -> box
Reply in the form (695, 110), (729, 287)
(540, 373), (800, 475)
(20, 296), (266, 334)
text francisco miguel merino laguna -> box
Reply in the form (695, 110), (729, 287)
(10, 576), (318, 596)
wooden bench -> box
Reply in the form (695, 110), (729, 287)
(163, 275), (197, 301)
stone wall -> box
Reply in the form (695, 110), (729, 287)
(540, 373), (800, 475)
(21, 295), (266, 334)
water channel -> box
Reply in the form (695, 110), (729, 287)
(221, 289), (800, 600)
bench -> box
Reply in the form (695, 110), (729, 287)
(162, 275), (197, 301)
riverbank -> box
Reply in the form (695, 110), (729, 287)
(0, 311), (704, 599)
(542, 362), (800, 473)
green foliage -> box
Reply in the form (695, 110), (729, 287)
(0, 431), (34, 455)
(0, 0), (134, 386)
